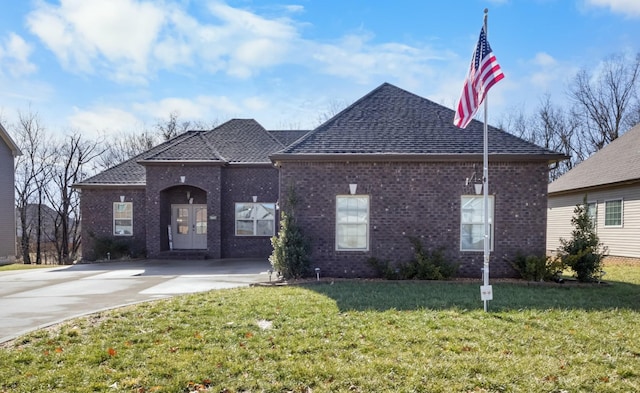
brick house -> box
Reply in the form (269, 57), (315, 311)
(271, 83), (566, 277)
(76, 83), (563, 278)
(75, 119), (307, 261)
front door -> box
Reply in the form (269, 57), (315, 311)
(171, 204), (207, 249)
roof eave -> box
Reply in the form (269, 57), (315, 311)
(270, 152), (567, 164)
(137, 159), (226, 166)
(548, 178), (640, 196)
(73, 183), (147, 190)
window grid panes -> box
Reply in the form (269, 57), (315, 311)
(336, 195), (369, 251)
(113, 202), (133, 236)
(604, 199), (622, 227)
(587, 202), (597, 230)
(460, 196), (494, 251)
(235, 203), (276, 236)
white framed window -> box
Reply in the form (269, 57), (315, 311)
(336, 195), (369, 251)
(586, 201), (597, 229)
(460, 195), (494, 251)
(235, 202), (276, 236)
(604, 199), (623, 227)
(113, 202), (133, 236)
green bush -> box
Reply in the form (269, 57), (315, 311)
(510, 253), (563, 281)
(368, 238), (457, 280)
(558, 197), (607, 282)
(269, 186), (311, 280)
(91, 235), (131, 260)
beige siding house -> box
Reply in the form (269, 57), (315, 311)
(547, 123), (640, 260)
(0, 123), (22, 264)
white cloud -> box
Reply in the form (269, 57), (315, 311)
(68, 106), (142, 136)
(0, 33), (37, 77)
(584, 0), (640, 17)
(27, 0), (166, 81)
(132, 96), (242, 120)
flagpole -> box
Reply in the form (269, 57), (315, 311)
(482, 8), (490, 312)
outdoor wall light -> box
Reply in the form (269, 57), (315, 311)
(252, 195), (258, 202)
(180, 175), (186, 183)
(186, 191), (191, 200)
(349, 183), (357, 195)
(120, 195), (125, 202)
(315, 267), (321, 281)
(465, 168), (483, 195)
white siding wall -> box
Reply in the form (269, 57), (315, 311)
(547, 184), (640, 258)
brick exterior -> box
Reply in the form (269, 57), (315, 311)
(144, 163), (223, 259)
(278, 160), (550, 278)
(81, 163), (279, 261)
(220, 166), (279, 258)
(79, 187), (147, 260)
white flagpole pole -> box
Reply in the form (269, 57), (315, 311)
(482, 8), (491, 312)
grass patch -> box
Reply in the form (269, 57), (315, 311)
(0, 263), (59, 272)
(1, 266), (639, 392)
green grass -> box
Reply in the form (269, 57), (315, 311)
(0, 263), (60, 271)
(1, 265), (639, 392)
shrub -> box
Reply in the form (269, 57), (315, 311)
(91, 235), (131, 260)
(510, 253), (563, 281)
(269, 186), (311, 280)
(558, 196), (607, 282)
(368, 238), (458, 280)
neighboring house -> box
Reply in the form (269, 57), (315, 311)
(271, 83), (566, 277)
(74, 119), (308, 261)
(76, 83), (564, 278)
(0, 123), (22, 264)
(547, 123), (640, 262)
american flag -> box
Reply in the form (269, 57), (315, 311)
(453, 26), (504, 129)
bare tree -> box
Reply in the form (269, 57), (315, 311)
(95, 128), (158, 171)
(315, 99), (350, 126)
(569, 53), (640, 153)
(13, 110), (52, 264)
(45, 133), (104, 264)
(156, 111), (193, 141)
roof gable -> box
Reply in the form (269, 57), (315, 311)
(75, 119), (286, 187)
(549, 122), (640, 194)
(274, 83), (563, 161)
(0, 123), (22, 156)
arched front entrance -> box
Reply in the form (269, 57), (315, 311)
(170, 204), (207, 249)
(160, 185), (208, 251)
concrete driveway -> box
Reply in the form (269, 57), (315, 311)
(0, 258), (271, 343)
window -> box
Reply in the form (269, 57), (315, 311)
(604, 199), (623, 227)
(586, 201), (597, 229)
(235, 203), (276, 236)
(460, 196), (494, 251)
(336, 195), (369, 251)
(113, 202), (133, 236)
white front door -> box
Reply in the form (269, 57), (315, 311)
(171, 204), (207, 249)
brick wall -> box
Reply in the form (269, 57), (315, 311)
(278, 160), (550, 278)
(220, 166), (280, 258)
(144, 164), (222, 258)
(79, 187), (147, 260)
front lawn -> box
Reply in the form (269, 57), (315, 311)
(1, 265), (638, 392)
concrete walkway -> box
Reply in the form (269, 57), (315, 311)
(0, 258), (271, 343)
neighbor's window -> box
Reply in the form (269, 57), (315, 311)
(235, 202), (276, 236)
(604, 199), (623, 227)
(113, 202), (133, 236)
(586, 201), (597, 229)
(460, 195), (494, 251)
(336, 195), (369, 251)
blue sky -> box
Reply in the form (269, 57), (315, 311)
(1, 0), (640, 138)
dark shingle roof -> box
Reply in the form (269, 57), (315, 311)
(273, 83), (565, 161)
(268, 130), (310, 146)
(76, 119), (285, 187)
(202, 119), (285, 163)
(549, 122), (640, 194)
(76, 131), (196, 186)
